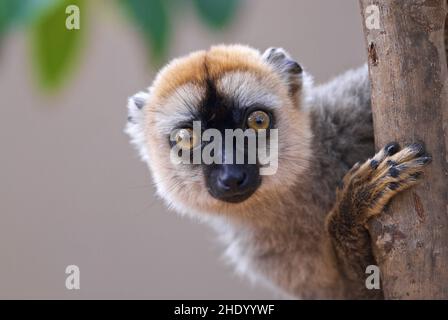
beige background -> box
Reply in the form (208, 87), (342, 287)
(0, 0), (366, 299)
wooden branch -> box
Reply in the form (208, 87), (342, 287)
(359, 0), (448, 299)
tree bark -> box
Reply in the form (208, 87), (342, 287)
(359, 0), (448, 299)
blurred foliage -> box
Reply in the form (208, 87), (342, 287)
(119, 0), (170, 65)
(31, 0), (85, 90)
(193, 0), (240, 29)
(0, 0), (241, 91)
(0, 0), (54, 38)
(0, 0), (26, 38)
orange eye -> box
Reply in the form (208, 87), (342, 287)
(247, 110), (270, 131)
(174, 128), (199, 150)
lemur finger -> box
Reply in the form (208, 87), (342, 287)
(372, 142), (400, 163)
(372, 167), (425, 193)
(390, 143), (425, 163)
(392, 155), (432, 176)
(364, 148), (431, 218)
(348, 142), (400, 184)
(340, 143), (428, 194)
(376, 143), (425, 173)
(368, 171), (425, 215)
(373, 146), (430, 182)
(368, 154), (431, 207)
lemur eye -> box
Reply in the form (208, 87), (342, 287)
(174, 128), (199, 150)
(247, 110), (270, 131)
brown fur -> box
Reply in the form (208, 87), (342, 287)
(149, 45), (272, 103)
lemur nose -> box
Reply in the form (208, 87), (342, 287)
(208, 164), (261, 203)
(218, 167), (247, 190)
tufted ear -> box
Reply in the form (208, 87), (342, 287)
(262, 47), (304, 97)
(125, 91), (150, 162)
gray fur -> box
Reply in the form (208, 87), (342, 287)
(310, 64), (373, 172)
(307, 64), (374, 211)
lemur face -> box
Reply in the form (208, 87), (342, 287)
(126, 45), (312, 218)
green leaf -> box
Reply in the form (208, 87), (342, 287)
(0, 0), (31, 38)
(193, 0), (240, 29)
(30, 0), (86, 90)
(0, 0), (54, 38)
(119, 0), (170, 64)
(19, 0), (56, 23)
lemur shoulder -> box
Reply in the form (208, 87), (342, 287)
(125, 45), (431, 299)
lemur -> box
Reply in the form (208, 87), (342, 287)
(125, 45), (431, 299)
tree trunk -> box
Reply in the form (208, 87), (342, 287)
(359, 0), (448, 299)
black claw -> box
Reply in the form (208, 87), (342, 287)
(419, 156), (432, 165)
(387, 160), (398, 167)
(385, 142), (400, 155)
(389, 167), (400, 178)
(389, 182), (400, 190)
(370, 159), (379, 169)
(408, 142), (425, 157)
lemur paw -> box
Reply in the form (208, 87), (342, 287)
(338, 142), (431, 223)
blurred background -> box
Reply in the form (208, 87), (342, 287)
(0, 0), (367, 299)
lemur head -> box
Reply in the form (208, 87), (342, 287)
(126, 45), (312, 221)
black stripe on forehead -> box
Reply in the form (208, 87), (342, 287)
(200, 78), (224, 117)
(199, 56), (248, 129)
(199, 59), (244, 129)
(200, 58), (223, 119)
(199, 77), (245, 130)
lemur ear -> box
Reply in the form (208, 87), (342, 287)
(125, 91), (150, 162)
(127, 91), (148, 124)
(262, 47), (303, 97)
